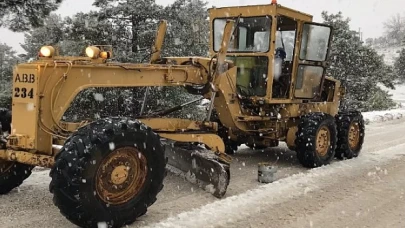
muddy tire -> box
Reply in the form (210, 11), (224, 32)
(295, 113), (337, 168)
(0, 108), (12, 133)
(0, 108), (34, 195)
(0, 162), (34, 194)
(335, 111), (365, 159)
(49, 117), (166, 228)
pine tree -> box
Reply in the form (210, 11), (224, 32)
(0, 43), (20, 108)
(322, 12), (397, 111)
(20, 14), (65, 59)
(394, 49), (405, 83)
(162, 0), (209, 57)
(93, 0), (163, 62)
(0, 0), (64, 32)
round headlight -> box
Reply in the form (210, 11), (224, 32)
(40, 46), (55, 57)
(86, 46), (101, 59)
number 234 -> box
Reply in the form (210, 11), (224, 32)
(14, 87), (34, 99)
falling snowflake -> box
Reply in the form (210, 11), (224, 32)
(109, 142), (115, 151)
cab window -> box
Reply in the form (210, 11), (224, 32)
(227, 56), (269, 97)
(300, 24), (331, 61)
(214, 16), (272, 53)
(272, 16), (297, 99)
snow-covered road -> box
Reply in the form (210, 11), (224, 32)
(0, 116), (405, 228)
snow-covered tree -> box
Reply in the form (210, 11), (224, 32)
(322, 12), (397, 111)
(93, 0), (163, 62)
(162, 0), (209, 57)
(394, 48), (405, 83)
(0, 43), (20, 108)
(383, 13), (405, 46)
(0, 0), (64, 32)
(20, 14), (65, 59)
(62, 11), (116, 56)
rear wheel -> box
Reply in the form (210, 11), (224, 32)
(49, 117), (166, 228)
(0, 108), (34, 194)
(335, 111), (365, 159)
(295, 113), (337, 168)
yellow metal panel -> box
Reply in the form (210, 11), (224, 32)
(159, 133), (226, 156)
(140, 118), (217, 132)
(29, 62), (207, 136)
(209, 5), (275, 18)
(11, 65), (39, 150)
(150, 20), (167, 63)
(0, 149), (54, 168)
(277, 6), (313, 22)
(208, 4), (312, 22)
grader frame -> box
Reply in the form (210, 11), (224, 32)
(0, 2), (365, 228)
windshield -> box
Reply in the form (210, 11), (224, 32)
(275, 30), (296, 61)
(213, 16), (272, 52)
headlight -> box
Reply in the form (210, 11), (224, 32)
(40, 46), (55, 57)
(85, 46), (100, 59)
(100, 51), (111, 59)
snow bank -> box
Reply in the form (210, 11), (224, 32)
(380, 83), (405, 106)
(147, 142), (405, 228)
(362, 108), (405, 124)
(366, 83), (405, 124)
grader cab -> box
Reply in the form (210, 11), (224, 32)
(0, 1), (365, 228)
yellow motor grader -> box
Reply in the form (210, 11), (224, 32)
(0, 1), (365, 228)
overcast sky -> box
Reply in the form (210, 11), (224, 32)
(1, 0), (404, 54)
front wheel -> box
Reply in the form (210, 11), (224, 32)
(295, 113), (337, 168)
(49, 117), (166, 228)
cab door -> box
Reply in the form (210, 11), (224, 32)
(294, 22), (332, 100)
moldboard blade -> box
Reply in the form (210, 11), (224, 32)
(163, 141), (230, 198)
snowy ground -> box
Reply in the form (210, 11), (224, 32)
(384, 83), (405, 106)
(1, 108), (405, 228)
(374, 45), (404, 66)
(363, 108), (405, 124)
(364, 83), (405, 124)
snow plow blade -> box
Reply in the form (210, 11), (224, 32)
(162, 141), (230, 198)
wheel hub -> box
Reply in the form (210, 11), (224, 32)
(111, 165), (129, 185)
(316, 126), (330, 157)
(348, 122), (360, 150)
(96, 146), (147, 205)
